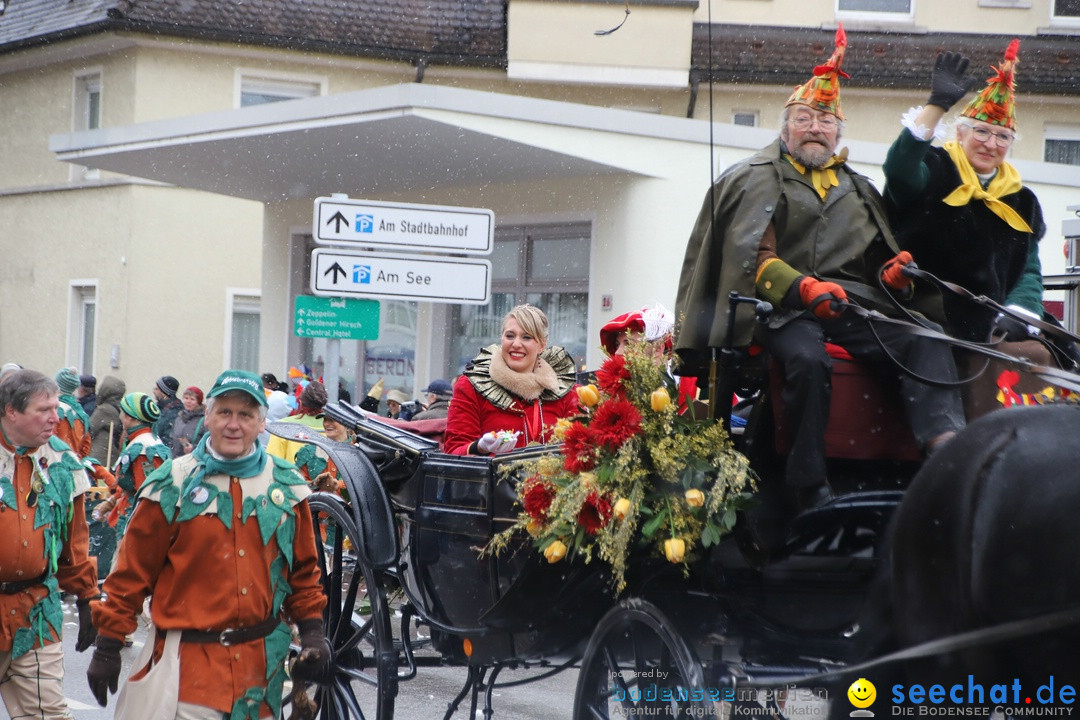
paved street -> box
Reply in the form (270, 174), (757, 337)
(58, 596), (577, 719)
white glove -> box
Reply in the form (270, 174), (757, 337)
(477, 431), (520, 455)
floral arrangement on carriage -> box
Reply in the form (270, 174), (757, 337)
(489, 341), (756, 592)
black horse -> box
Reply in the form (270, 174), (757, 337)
(853, 402), (1080, 703)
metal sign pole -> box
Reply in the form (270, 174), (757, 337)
(325, 338), (341, 404)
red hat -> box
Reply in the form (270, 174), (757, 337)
(184, 386), (204, 405)
(600, 304), (675, 355)
(600, 311), (646, 355)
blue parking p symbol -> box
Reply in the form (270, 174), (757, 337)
(353, 265), (372, 284)
(356, 214), (374, 233)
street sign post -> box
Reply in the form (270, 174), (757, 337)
(310, 248), (492, 305)
(293, 295), (381, 340)
(313, 196), (493, 255)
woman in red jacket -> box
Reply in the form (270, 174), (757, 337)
(444, 304), (580, 455)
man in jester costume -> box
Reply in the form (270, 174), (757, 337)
(0, 369), (98, 719)
(88, 370), (329, 719)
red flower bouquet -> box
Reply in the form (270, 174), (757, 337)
(490, 341), (756, 592)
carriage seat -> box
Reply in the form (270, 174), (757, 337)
(769, 342), (921, 462)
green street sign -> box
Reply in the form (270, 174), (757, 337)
(293, 296), (380, 340)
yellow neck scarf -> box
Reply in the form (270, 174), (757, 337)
(785, 147), (848, 200)
(941, 141), (1031, 233)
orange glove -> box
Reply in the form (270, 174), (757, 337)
(881, 251), (914, 290)
(91, 463), (117, 488)
(799, 277), (848, 320)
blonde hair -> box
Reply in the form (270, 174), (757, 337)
(503, 304), (549, 346)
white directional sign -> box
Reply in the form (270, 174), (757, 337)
(310, 249), (492, 305)
(313, 196), (493, 255)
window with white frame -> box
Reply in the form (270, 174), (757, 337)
(837, 0), (913, 20)
(1053, 0), (1080, 23)
(448, 223), (591, 376)
(227, 290), (261, 372)
(1044, 125), (1080, 166)
(68, 282), (97, 373)
(238, 73), (323, 108)
(73, 70), (102, 179)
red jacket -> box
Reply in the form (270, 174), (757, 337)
(444, 374), (579, 455)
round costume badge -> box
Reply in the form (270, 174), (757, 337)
(31, 479), (44, 494)
(270, 488), (285, 506)
(190, 486), (210, 504)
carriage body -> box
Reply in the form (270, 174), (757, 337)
(272, 362), (921, 720)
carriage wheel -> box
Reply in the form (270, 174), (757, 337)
(285, 493), (396, 720)
(573, 598), (708, 720)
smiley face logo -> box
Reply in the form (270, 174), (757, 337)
(848, 678), (876, 709)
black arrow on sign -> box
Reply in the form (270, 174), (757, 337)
(326, 211), (349, 233)
(324, 262), (347, 283)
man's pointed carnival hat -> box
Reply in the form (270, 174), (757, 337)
(785, 24), (850, 120)
(960, 38), (1020, 130)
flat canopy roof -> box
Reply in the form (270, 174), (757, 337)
(50, 83), (727, 203)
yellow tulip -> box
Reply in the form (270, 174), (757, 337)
(684, 488), (705, 508)
(552, 417), (573, 441)
(650, 387), (671, 412)
(544, 539), (568, 564)
(526, 519), (544, 537)
(577, 384), (600, 408)
(663, 538), (686, 563)
(613, 497), (631, 520)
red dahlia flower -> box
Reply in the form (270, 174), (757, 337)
(562, 422), (596, 473)
(522, 477), (556, 520)
(577, 491), (613, 535)
(596, 354), (631, 398)
(590, 399), (642, 451)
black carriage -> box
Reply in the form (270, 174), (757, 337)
(272, 378), (910, 719)
(274, 288), (1080, 720)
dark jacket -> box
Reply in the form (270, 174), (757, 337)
(411, 398), (449, 421)
(169, 406), (205, 456)
(89, 376), (125, 465)
(154, 395), (183, 449)
(883, 131), (1045, 342)
(674, 139), (911, 376)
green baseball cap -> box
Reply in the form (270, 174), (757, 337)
(207, 370), (268, 407)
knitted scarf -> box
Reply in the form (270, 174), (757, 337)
(941, 141), (1032, 233)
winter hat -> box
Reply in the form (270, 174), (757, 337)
(55, 367), (80, 394)
(785, 24), (849, 120)
(155, 375), (180, 397)
(207, 370), (268, 407)
(79, 374), (97, 390)
(120, 392), (160, 423)
(600, 304), (675, 355)
(386, 389), (410, 405)
(0, 362), (21, 380)
(421, 379), (453, 399)
(183, 386), (204, 405)
(961, 38), (1020, 130)
(299, 381), (328, 412)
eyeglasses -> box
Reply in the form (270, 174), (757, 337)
(962, 124), (1014, 147)
(789, 114), (839, 131)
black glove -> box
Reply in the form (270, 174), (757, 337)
(290, 618), (331, 683)
(86, 635), (124, 707)
(75, 597), (98, 652)
(927, 51), (978, 111)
